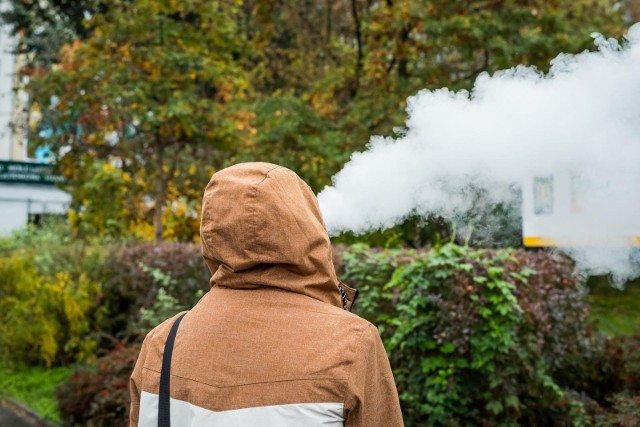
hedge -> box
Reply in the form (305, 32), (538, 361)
(1, 241), (637, 425)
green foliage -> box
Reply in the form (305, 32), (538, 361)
(28, 0), (247, 241)
(0, 217), (111, 283)
(55, 247), (206, 426)
(240, 93), (354, 192)
(9, 0), (628, 243)
(0, 223), (110, 366)
(24, 242), (639, 425)
(139, 263), (203, 330)
(596, 393), (640, 426)
(0, 218), (73, 255)
(67, 159), (134, 239)
(341, 243), (592, 426)
(0, 0), (105, 68)
(0, 359), (71, 424)
(0, 255), (103, 367)
(332, 215), (453, 249)
(56, 345), (140, 427)
(100, 243), (209, 339)
(570, 332), (640, 406)
(0, 236), (207, 369)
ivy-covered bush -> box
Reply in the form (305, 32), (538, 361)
(340, 244), (591, 426)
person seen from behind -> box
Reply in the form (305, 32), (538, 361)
(129, 162), (404, 426)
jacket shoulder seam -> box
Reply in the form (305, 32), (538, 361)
(141, 366), (348, 389)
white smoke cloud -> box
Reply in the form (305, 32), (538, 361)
(318, 24), (640, 284)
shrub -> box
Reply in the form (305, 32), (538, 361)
(48, 243), (639, 425)
(56, 261), (205, 426)
(0, 255), (103, 366)
(0, 220), (107, 282)
(99, 243), (209, 338)
(55, 244), (208, 425)
(596, 393), (640, 426)
(341, 243), (591, 426)
(0, 219), (73, 256)
(56, 345), (139, 427)
(138, 263), (203, 329)
(573, 332), (640, 405)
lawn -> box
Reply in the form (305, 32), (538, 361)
(0, 360), (71, 424)
(587, 276), (640, 336)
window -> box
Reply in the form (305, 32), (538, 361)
(533, 176), (553, 215)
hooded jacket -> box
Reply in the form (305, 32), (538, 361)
(129, 162), (403, 427)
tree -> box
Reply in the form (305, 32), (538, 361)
(21, 0), (630, 244)
(241, 0), (627, 246)
(0, 0), (106, 68)
(28, 0), (249, 241)
(232, 0), (363, 192)
(348, 0), (628, 134)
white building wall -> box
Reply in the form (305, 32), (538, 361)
(0, 0), (16, 160)
(0, 183), (70, 236)
(0, 0), (71, 235)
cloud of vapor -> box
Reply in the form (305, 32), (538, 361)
(318, 24), (640, 284)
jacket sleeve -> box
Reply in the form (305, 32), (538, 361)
(345, 323), (404, 427)
(129, 328), (156, 427)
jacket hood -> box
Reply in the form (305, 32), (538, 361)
(200, 162), (354, 309)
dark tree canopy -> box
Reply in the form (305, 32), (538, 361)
(1, 0), (107, 67)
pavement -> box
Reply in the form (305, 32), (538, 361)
(0, 401), (45, 427)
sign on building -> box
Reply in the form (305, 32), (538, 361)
(0, 161), (65, 185)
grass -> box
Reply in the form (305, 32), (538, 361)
(587, 276), (640, 336)
(0, 359), (71, 425)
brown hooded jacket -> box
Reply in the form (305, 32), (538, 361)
(129, 162), (404, 426)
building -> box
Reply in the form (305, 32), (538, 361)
(522, 171), (640, 247)
(0, 0), (70, 236)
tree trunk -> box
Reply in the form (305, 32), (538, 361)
(325, 0), (333, 44)
(154, 142), (166, 243)
(632, 0), (640, 22)
(397, 26), (411, 81)
(350, 0), (363, 97)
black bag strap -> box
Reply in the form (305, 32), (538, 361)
(158, 312), (188, 427)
